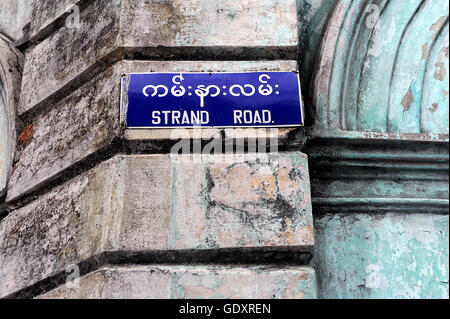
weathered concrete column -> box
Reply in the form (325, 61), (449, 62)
(0, 0), (318, 299)
(0, 35), (23, 199)
(307, 0), (449, 299)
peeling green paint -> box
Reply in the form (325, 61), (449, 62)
(297, 0), (339, 95)
(312, 0), (449, 134)
(313, 213), (449, 299)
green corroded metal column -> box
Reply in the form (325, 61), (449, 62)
(304, 0), (449, 298)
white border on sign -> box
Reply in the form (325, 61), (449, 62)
(120, 71), (305, 130)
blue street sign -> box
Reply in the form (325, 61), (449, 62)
(121, 72), (303, 129)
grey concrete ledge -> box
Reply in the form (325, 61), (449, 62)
(38, 265), (317, 299)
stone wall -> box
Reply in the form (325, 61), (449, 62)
(0, 0), (34, 43)
(0, 0), (448, 299)
(0, 0), (318, 299)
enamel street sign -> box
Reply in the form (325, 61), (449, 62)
(121, 72), (304, 129)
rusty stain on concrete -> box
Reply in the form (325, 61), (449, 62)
(434, 46), (449, 81)
(430, 103), (439, 113)
(434, 63), (446, 81)
(401, 88), (414, 112)
(11, 164), (17, 176)
(430, 16), (446, 40)
(422, 44), (429, 60)
(17, 124), (34, 145)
